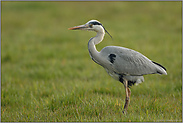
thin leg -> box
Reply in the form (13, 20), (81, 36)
(122, 80), (131, 114)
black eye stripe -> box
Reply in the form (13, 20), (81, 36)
(88, 21), (113, 39)
(90, 22), (102, 26)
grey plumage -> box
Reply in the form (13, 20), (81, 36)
(68, 20), (167, 114)
(99, 46), (166, 82)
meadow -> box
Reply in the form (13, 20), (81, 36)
(1, 1), (182, 122)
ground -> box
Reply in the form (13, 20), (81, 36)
(1, 1), (182, 122)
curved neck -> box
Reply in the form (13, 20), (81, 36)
(93, 31), (105, 45)
(88, 31), (105, 65)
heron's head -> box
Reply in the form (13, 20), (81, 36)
(68, 20), (113, 39)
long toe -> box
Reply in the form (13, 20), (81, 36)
(122, 109), (127, 115)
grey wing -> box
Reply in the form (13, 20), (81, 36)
(100, 46), (167, 76)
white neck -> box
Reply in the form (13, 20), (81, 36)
(88, 30), (105, 64)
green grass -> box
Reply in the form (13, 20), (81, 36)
(1, 1), (182, 122)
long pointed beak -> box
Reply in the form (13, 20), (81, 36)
(68, 24), (87, 30)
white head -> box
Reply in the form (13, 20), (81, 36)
(68, 20), (113, 39)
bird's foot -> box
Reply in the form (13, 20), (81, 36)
(122, 109), (127, 115)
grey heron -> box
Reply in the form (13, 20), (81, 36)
(68, 20), (167, 113)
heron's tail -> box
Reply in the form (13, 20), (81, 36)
(152, 61), (167, 75)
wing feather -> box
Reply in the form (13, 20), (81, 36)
(100, 46), (163, 76)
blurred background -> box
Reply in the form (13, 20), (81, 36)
(1, 1), (182, 122)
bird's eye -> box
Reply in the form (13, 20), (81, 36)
(89, 24), (93, 28)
